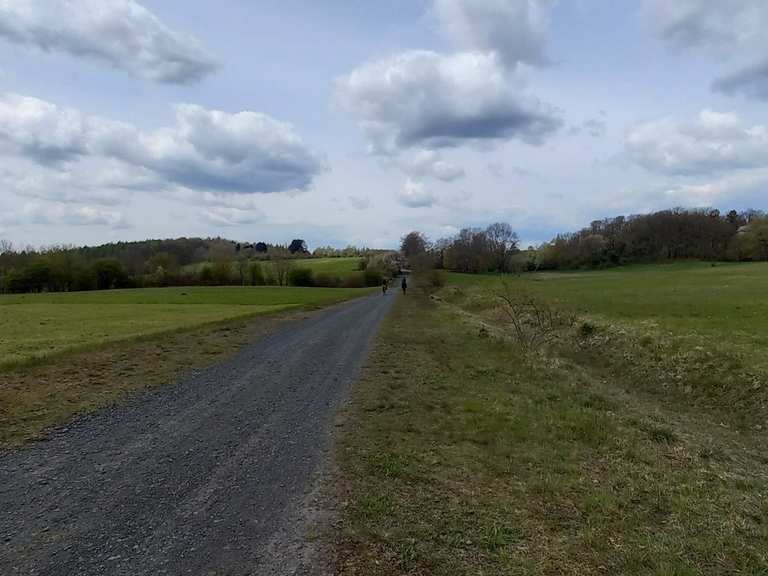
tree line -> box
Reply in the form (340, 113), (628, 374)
(0, 236), (392, 294)
(534, 209), (768, 270)
(400, 208), (768, 275)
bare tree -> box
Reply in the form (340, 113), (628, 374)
(444, 228), (492, 273)
(485, 222), (519, 273)
(0, 239), (12, 255)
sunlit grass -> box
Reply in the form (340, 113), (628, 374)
(0, 285), (372, 367)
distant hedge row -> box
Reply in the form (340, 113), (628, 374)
(0, 256), (390, 294)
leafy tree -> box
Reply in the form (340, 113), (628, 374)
(288, 239), (308, 254)
(92, 259), (129, 290)
(272, 257), (294, 286)
(248, 262), (265, 285)
(211, 260), (233, 285)
(400, 232), (428, 259)
(288, 267), (314, 286)
(731, 218), (768, 261)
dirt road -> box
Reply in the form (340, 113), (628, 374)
(0, 292), (396, 575)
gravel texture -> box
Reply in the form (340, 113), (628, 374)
(0, 292), (395, 575)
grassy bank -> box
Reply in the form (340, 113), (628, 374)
(448, 262), (768, 356)
(326, 270), (768, 574)
(0, 285), (373, 368)
(443, 262), (768, 427)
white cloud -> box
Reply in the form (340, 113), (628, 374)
(401, 149), (465, 182)
(0, 158), (155, 205)
(337, 50), (560, 154)
(433, 0), (553, 67)
(659, 169), (768, 205)
(0, 0), (218, 83)
(643, 0), (768, 100)
(0, 93), (325, 198)
(625, 109), (768, 176)
(129, 104), (326, 194)
(397, 179), (437, 208)
(199, 206), (264, 227)
(624, 108), (768, 210)
(4, 201), (129, 228)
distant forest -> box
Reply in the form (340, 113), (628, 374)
(404, 208), (768, 274)
(0, 237), (389, 293)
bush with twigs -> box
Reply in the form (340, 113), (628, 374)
(494, 284), (576, 352)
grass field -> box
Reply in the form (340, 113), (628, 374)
(448, 262), (768, 347)
(325, 264), (768, 574)
(0, 285), (372, 369)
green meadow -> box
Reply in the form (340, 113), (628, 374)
(0, 285), (372, 368)
(448, 261), (768, 353)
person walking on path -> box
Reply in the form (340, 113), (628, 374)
(382, 279), (388, 295)
(401, 276), (407, 295)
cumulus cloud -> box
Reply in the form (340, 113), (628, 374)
(0, 158), (156, 205)
(401, 149), (465, 182)
(643, 0), (768, 100)
(0, 93), (324, 198)
(433, 0), (553, 68)
(397, 179), (437, 208)
(337, 50), (560, 154)
(199, 206), (264, 227)
(129, 104), (325, 193)
(625, 109), (768, 176)
(659, 169), (768, 205)
(4, 201), (129, 228)
(0, 0), (218, 83)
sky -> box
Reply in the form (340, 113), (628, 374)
(0, 0), (767, 250)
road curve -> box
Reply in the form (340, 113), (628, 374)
(0, 291), (396, 575)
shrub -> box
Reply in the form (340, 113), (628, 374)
(288, 267), (314, 287)
(578, 321), (597, 338)
(342, 272), (366, 288)
(211, 260), (233, 285)
(495, 286), (577, 351)
(248, 262), (265, 285)
(425, 269), (447, 288)
(364, 267), (384, 287)
(199, 265), (214, 285)
(314, 272), (341, 287)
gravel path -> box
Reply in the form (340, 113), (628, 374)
(0, 292), (396, 575)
